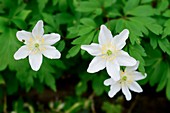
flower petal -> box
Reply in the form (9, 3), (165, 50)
(106, 61), (120, 81)
(87, 56), (106, 73)
(122, 85), (132, 101)
(32, 20), (44, 38)
(16, 30), (32, 44)
(129, 81), (143, 93)
(81, 43), (102, 56)
(98, 25), (112, 45)
(29, 53), (43, 71)
(43, 33), (60, 45)
(116, 50), (137, 66)
(42, 46), (61, 59)
(125, 61), (139, 72)
(132, 72), (147, 81)
(104, 78), (115, 86)
(112, 29), (129, 50)
(14, 45), (30, 60)
(108, 83), (121, 98)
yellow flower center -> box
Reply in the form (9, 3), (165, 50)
(27, 37), (46, 54)
(107, 50), (112, 56)
(34, 43), (39, 48)
(119, 71), (134, 85)
(101, 43), (118, 61)
(122, 76), (127, 81)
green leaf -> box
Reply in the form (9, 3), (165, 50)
(67, 26), (79, 39)
(102, 102), (122, 113)
(38, 61), (55, 83)
(115, 19), (125, 33)
(162, 19), (170, 38)
(76, 1), (100, 12)
(141, 0), (152, 4)
(42, 13), (56, 28)
(16, 10), (31, 20)
(45, 74), (56, 92)
(125, 21), (143, 44)
(157, 0), (169, 12)
(78, 26), (94, 36)
(124, 0), (139, 13)
(58, 0), (67, 12)
(76, 81), (87, 96)
(0, 17), (8, 33)
(150, 35), (158, 49)
(0, 75), (5, 84)
(107, 9), (122, 18)
(56, 40), (65, 52)
(145, 45), (162, 66)
(56, 13), (74, 24)
(158, 38), (170, 55)
(163, 10), (170, 17)
(166, 77), (170, 100)
(103, 0), (116, 8)
(127, 5), (154, 16)
(128, 17), (162, 35)
(12, 18), (27, 29)
(156, 63), (168, 92)
(25, 71), (34, 92)
(129, 17), (149, 35)
(80, 18), (96, 28)
(72, 31), (95, 45)
(55, 60), (67, 70)
(92, 75), (106, 96)
(37, 0), (48, 11)
(79, 72), (95, 82)
(52, 0), (58, 6)
(0, 29), (20, 71)
(129, 44), (146, 72)
(146, 23), (162, 35)
(66, 45), (81, 58)
(149, 61), (165, 86)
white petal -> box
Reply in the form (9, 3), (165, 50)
(16, 30), (32, 44)
(122, 85), (132, 101)
(98, 25), (112, 45)
(112, 29), (129, 50)
(132, 72), (147, 81)
(42, 46), (61, 59)
(32, 20), (44, 38)
(104, 78), (115, 86)
(29, 53), (43, 71)
(116, 50), (137, 66)
(125, 61), (139, 72)
(129, 81), (143, 93)
(81, 43), (102, 56)
(108, 83), (121, 98)
(14, 45), (30, 60)
(106, 61), (120, 81)
(43, 33), (60, 45)
(87, 56), (106, 73)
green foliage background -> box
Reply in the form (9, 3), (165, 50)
(0, 0), (170, 112)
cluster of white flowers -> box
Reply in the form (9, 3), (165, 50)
(14, 20), (146, 101)
(81, 25), (146, 101)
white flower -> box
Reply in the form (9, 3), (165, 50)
(14, 20), (61, 71)
(81, 25), (137, 81)
(104, 62), (147, 101)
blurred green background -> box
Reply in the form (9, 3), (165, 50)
(1, 0), (170, 113)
